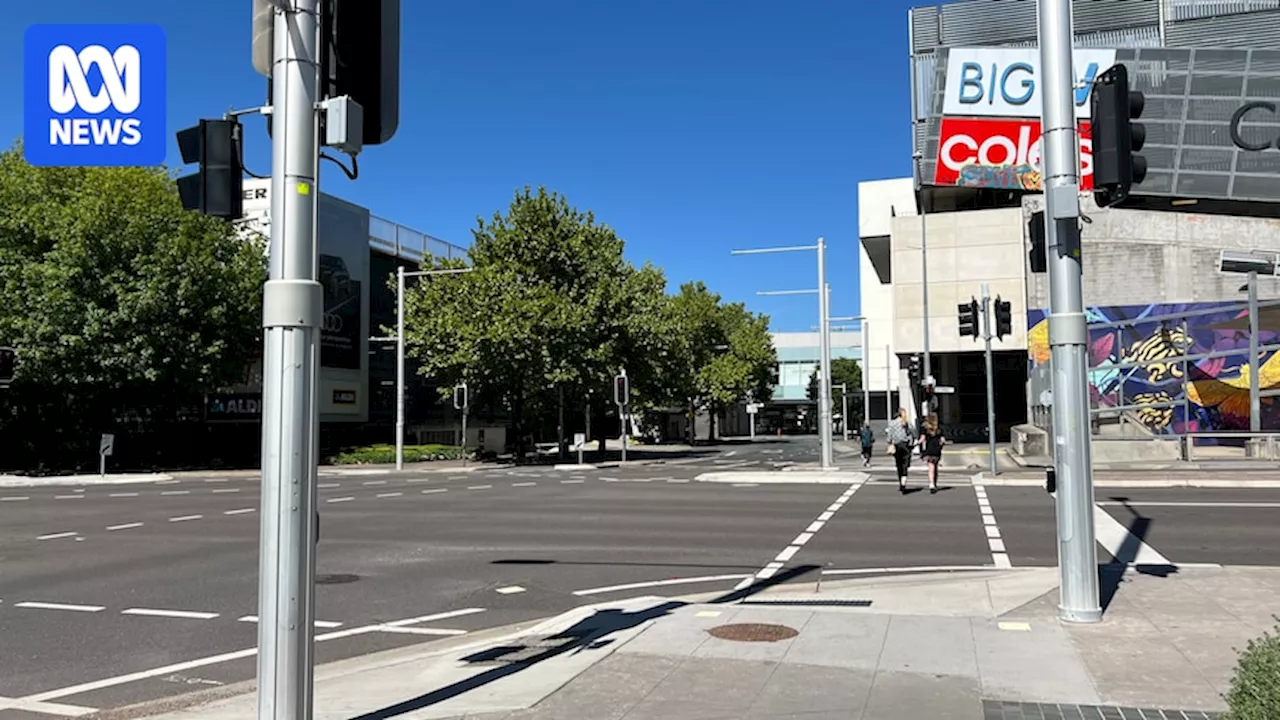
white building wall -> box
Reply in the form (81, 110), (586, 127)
(857, 178), (914, 397)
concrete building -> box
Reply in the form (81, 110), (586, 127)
(858, 0), (1280, 447)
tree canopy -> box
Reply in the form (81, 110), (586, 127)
(808, 356), (864, 422)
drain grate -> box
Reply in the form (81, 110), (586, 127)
(462, 635), (569, 665)
(315, 573), (360, 585)
(707, 623), (799, 642)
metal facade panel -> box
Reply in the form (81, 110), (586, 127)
(1165, 8), (1280, 46)
(1167, 0), (1280, 22)
(1074, 0), (1160, 33)
(911, 6), (940, 50)
(940, 0), (1038, 46)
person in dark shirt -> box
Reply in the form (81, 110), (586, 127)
(919, 412), (945, 494)
(859, 421), (874, 467)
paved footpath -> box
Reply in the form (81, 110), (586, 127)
(134, 563), (1276, 720)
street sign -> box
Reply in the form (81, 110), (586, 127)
(746, 403), (759, 414)
(933, 386), (956, 394)
(572, 432), (586, 450)
(100, 433), (115, 456)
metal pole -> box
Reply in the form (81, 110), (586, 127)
(1039, 0), (1101, 624)
(981, 284), (998, 476)
(461, 385), (468, 468)
(862, 319), (871, 425)
(1249, 271), (1261, 433)
(749, 409), (756, 438)
(817, 251), (834, 469)
(621, 368), (628, 463)
(257, 0), (322, 716)
(885, 343), (892, 422)
(916, 156), (932, 411)
(395, 265), (406, 471)
(841, 385), (849, 441)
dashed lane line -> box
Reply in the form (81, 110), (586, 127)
(223, 508), (254, 515)
(560, 479), (584, 484)
(106, 522), (143, 531)
(734, 482), (862, 590)
(327, 496), (355, 503)
(37, 531), (78, 541)
(14, 602), (104, 613)
(55, 495), (84, 500)
(422, 488), (448, 495)
(237, 615), (342, 629)
(1, 496), (29, 502)
(512, 482), (537, 487)
(168, 515), (202, 523)
(376, 492), (404, 498)
(161, 490), (190, 496)
(467, 485), (493, 490)
(122, 608), (219, 620)
(109, 492), (139, 498)
(973, 484), (1012, 569)
(573, 574), (753, 596)
(212, 488), (241, 494)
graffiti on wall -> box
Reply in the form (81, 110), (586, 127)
(1027, 302), (1280, 433)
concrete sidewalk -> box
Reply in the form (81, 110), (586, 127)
(136, 565), (1276, 720)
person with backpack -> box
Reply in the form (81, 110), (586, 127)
(919, 412), (945, 494)
(859, 421), (874, 467)
(886, 408), (913, 492)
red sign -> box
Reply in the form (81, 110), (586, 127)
(934, 117), (1093, 191)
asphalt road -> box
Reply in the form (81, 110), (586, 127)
(0, 436), (1276, 717)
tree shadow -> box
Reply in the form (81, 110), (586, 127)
(346, 564), (821, 719)
(1099, 496), (1178, 612)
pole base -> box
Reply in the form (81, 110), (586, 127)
(1057, 604), (1103, 624)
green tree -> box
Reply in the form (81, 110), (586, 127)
(0, 142), (266, 468)
(701, 302), (775, 439)
(402, 186), (667, 457)
(807, 357), (864, 427)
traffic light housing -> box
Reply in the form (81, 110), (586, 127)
(907, 354), (922, 385)
(994, 297), (1013, 339)
(614, 373), (630, 407)
(176, 119), (243, 220)
(958, 298), (980, 339)
(1091, 63), (1146, 208)
(0, 347), (15, 385)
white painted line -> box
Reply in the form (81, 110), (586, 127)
(37, 532), (77, 540)
(123, 608), (219, 620)
(383, 607), (486, 627)
(984, 525), (1001, 538)
(15, 602), (104, 613)
(805, 521), (825, 533)
(0, 696), (97, 716)
(792, 532), (815, 545)
(512, 482), (537, 487)
(362, 480), (387, 486)
(318, 482), (341, 488)
(495, 586), (526, 595)
(733, 482), (865, 591)
(632, 478), (651, 483)
(600, 476), (618, 481)
(467, 485), (493, 490)
(1093, 504), (1171, 565)
(1, 496), (29, 502)
(169, 515), (202, 523)
(757, 567), (779, 579)
(237, 615), (341, 628)
(982, 515), (997, 525)
(161, 491), (190, 496)
(375, 626), (468, 636)
(817, 511), (834, 521)
(107, 522), (143, 531)
(573, 574), (751, 596)
(988, 538), (1006, 552)
(224, 508), (254, 515)
(422, 488), (448, 494)
(974, 485), (1013, 569)
(1097, 501), (1280, 508)
(109, 492), (139, 497)
(667, 478), (690, 483)
(993, 553), (1013, 569)
(204, 478), (229, 483)
(822, 565), (996, 577)
(776, 545), (801, 562)
(212, 488), (241, 494)
(560, 479), (584, 484)
(55, 495), (83, 500)
(571, 475), (586, 479)
(376, 492), (403, 498)
(732, 483), (759, 488)
(327, 497), (354, 503)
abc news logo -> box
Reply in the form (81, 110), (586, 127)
(47, 44), (143, 147)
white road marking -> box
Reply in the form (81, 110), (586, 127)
(1093, 503), (1171, 565)
(495, 586), (526, 594)
(1096, 501), (1280, 508)
(318, 482), (341, 488)
(55, 495), (83, 500)
(560, 479), (584, 484)
(204, 478), (229, 483)
(362, 480), (387, 486)
(571, 475), (586, 479)
(0, 696), (96, 716)
(736, 483), (862, 590)
(422, 488), (447, 494)
(467, 485), (493, 490)
(123, 608), (219, 620)
(213, 488), (241, 494)
(667, 478), (690, 483)
(383, 607), (485, 627)
(805, 521), (824, 533)
(37, 532), (78, 540)
(109, 492), (139, 498)
(15, 602), (104, 612)
(732, 483), (759, 488)
(161, 491), (190, 496)
(376, 492), (403, 498)
(600, 477), (618, 481)
(327, 497), (354, 503)
(973, 485), (1012, 569)
(374, 626), (468, 636)
(512, 482), (536, 487)
(237, 616), (341, 628)
(107, 522), (143, 531)
(1, 496), (29, 502)
(822, 565), (997, 577)
(224, 508), (254, 515)
(169, 515), (202, 523)
(573, 575), (751, 596)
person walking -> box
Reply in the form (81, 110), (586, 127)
(859, 421), (874, 467)
(886, 409), (913, 492)
(919, 412), (945, 494)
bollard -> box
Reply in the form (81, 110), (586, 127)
(1045, 467), (1057, 494)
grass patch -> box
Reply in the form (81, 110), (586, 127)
(328, 444), (463, 465)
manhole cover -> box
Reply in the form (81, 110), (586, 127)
(316, 573), (360, 585)
(707, 623), (799, 642)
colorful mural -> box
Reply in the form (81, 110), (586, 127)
(1027, 302), (1280, 434)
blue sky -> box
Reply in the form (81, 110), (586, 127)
(1, 1), (922, 332)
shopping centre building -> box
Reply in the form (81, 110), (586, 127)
(859, 0), (1280, 445)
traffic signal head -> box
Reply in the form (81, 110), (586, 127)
(1091, 63), (1146, 208)
(326, 0), (400, 146)
(957, 298), (980, 339)
(614, 373), (630, 407)
(994, 297), (1013, 340)
(176, 119), (243, 220)
(907, 354), (922, 382)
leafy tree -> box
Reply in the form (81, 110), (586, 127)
(808, 357), (864, 427)
(0, 142), (266, 468)
(402, 186), (667, 457)
(700, 301), (775, 438)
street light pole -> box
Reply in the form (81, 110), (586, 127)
(393, 266), (473, 470)
(862, 319), (871, 425)
(1040, 0), (1101, 623)
(1249, 270), (1260, 433)
(913, 153), (932, 417)
(981, 284), (998, 476)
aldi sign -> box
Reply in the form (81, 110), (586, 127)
(943, 47), (1116, 120)
(934, 117), (1094, 191)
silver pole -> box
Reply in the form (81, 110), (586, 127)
(916, 156), (932, 413)
(862, 319), (871, 425)
(1039, 0), (1101, 623)
(1249, 271), (1260, 433)
(257, 0), (322, 716)
(395, 265), (406, 471)
(460, 384), (468, 468)
(981, 284), (998, 476)
(817, 256), (834, 469)
(749, 409), (756, 438)
(884, 343), (892, 422)
(841, 385), (849, 441)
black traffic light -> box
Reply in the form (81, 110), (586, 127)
(1028, 211), (1047, 273)
(326, 0), (400, 146)
(1091, 63), (1146, 208)
(958, 298), (980, 339)
(0, 346), (15, 385)
(994, 297), (1013, 339)
(614, 373), (630, 407)
(907, 354), (922, 384)
(176, 119), (243, 220)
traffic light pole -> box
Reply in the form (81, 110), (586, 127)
(981, 285), (998, 476)
(257, 0), (322, 717)
(1039, 0), (1102, 624)
(913, 153), (932, 422)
